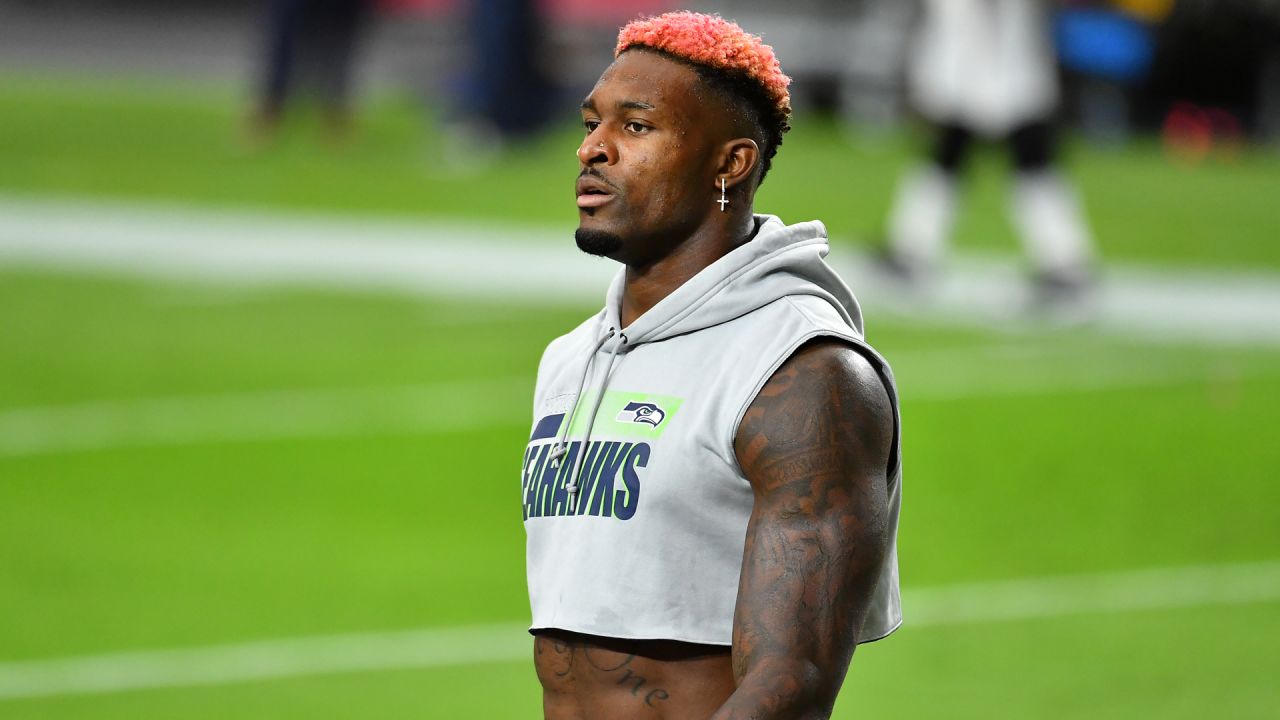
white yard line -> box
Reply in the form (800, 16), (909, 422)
(0, 344), (1243, 459)
(0, 624), (533, 701)
(905, 561), (1280, 626)
(0, 378), (533, 458)
(0, 195), (612, 304)
(0, 560), (1276, 700)
(3, 195), (1280, 345)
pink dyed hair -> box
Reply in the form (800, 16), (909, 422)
(614, 11), (792, 122)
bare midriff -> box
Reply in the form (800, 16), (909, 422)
(534, 629), (735, 719)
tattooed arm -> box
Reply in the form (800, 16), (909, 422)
(712, 339), (895, 720)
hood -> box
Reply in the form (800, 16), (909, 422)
(600, 215), (863, 350)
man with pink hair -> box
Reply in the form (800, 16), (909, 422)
(523, 12), (902, 718)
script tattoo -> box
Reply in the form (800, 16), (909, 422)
(535, 635), (576, 678)
(712, 339), (895, 720)
(534, 635), (672, 708)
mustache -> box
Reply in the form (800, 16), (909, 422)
(578, 168), (620, 191)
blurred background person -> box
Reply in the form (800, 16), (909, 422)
(881, 0), (1097, 308)
(439, 0), (672, 169)
(250, 0), (373, 143)
(437, 0), (554, 169)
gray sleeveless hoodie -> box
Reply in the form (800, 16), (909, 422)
(522, 214), (902, 646)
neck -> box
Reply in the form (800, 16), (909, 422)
(619, 210), (755, 327)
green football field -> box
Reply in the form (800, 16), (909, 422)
(2, 79), (1279, 718)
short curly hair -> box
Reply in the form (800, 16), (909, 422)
(616, 12), (792, 184)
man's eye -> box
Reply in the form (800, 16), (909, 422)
(625, 122), (649, 133)
(583, 120), (600, 133)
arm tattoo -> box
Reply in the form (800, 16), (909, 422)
(713, 339), (894, 719)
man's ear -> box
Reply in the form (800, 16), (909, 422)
(717, 138), (760, 190)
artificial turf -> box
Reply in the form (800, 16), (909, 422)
(1, 269), (1277, 717)
(1, 74), (1278, 717)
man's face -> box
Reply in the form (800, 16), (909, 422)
(575, 50), (722, 266)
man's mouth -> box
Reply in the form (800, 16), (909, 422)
(576, 176), (616, 209)
(577, 190), (615, 208)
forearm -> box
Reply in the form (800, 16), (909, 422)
(709, 657), (836, 720)
(709, 512), (864, 720)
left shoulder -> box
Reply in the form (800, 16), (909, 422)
(785, 338), (888, 402)
(734, 337), (894, 493)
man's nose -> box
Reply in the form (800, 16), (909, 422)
(577, 132), (612, 165)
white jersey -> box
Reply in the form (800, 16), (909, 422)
(908, 0), (1059, 135)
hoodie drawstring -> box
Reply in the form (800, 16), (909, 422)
(565, 332), (626, 512)
(547, 325), (628, 513)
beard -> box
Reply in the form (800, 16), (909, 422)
(575, 227), (623, 258)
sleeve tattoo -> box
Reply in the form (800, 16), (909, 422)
(712, 338), (895, 720)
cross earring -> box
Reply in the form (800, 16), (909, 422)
(718, 177), (728, 212)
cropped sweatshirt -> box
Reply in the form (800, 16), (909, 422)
(522, 215), (902, 645)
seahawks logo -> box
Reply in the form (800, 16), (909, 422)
(617, 401), (666, 427)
